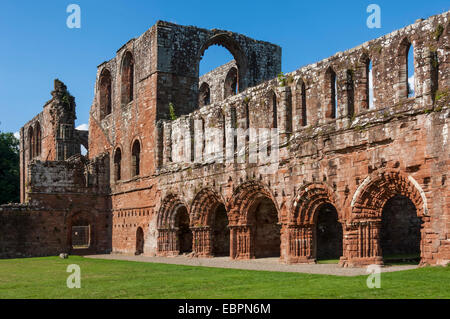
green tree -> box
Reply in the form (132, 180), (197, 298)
(0, 131), (20, 204)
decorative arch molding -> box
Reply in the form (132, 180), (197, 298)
(227, 180), (278, 225)
(351, 170), (428, 220)
(157, 193), (188, 229)
(290, 183), (337, 225)
(190, 188), (225, 227)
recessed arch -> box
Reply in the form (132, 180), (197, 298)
(157, 193), (189, 229)
(131, 139), (141, 177)
(398, 38), (415, 99)
(190, 188), (225, 227)
(291, 183), (337, 225)
(27, 126), (34, 160)
(351, 170), (427, 218)
(34, 122), (42, 157)
(199, 82), (210, 107)
(295, 78), (307, 127)
(228, 180), (279, 224)
(135, 227), (144, 255)
(99, 68), (112, 119)
(121, 51), (134, 106)
(324, 67), (338, 119)
(224, 66), (238, 98)
(113, 147), (122, 181)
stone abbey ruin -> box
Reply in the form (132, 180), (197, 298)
(1, 11), (449, 267)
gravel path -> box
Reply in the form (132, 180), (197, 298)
(85, 254), (418, 277)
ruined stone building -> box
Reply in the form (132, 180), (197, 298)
(1, 11), (449, 267)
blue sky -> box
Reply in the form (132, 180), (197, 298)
(0, 0), (448, 135)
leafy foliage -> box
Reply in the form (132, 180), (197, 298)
(168, 102), (177, 121)
(0, 131), (20, 204)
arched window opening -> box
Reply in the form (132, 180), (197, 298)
(28, 127), (34, 160)
(325, 68), (338, 119)
(199, 41), (243, 107)
(381, 195), (422, 265)
(368, 60), (374, 109)
(114, 148), (122, 181)
(297, 80), (307, 127)
(270, 90), (277, 129)
(99, 69), (112, 119)
(407, 44), (415, 98)
(136, 227), (144, 255)
(346, 70), (355, 118)
(224, 67), (238, 98)
(199, 82), (210, 107)
(399, 39), (415, 99)
(121, 51), (134, 106)
(35, 123), (42, 157)
(315, 203), (342, 262)
(430, 51), (439, 102)
(131, 140), (141, 177)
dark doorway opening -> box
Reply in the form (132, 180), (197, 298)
(315, 203), (342, 261)
(211, 204), (230, 256)
(135, 227), (144, 255)
(249, 197), (281, 258)
(381, 195), (421, 264)
(176, 206), (192, 254)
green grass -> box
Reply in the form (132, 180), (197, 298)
(317, 259), (340, 264)
(0, 256), (449, 299)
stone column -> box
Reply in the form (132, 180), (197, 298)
(283, 224), (315, 264)
(162, 121), (172, 165)
(340, 220), (383, 267)
(192, 227), (212, 257)
(421, 47), (439, 108)
(157, 229), (178, 256)
(229, 225), (253, 260)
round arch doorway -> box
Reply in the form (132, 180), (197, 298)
(380, 195), (422, 264)
(314, 203), (343, 262)
(175, 206), (192, 254)
(135, 227), (144, 255)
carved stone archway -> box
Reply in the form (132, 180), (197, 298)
(227, 181), (280, 259)
(190, 188), (228, 257)
(156, 194), (191, 256)
(286, 183), (340, 264)
(342, 170), (428, 267)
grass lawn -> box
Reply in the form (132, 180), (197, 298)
(0, 256), (448, 299)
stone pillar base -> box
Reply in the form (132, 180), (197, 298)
(284, 256), (316, 264)
(156, 250), (180, 257)
(339, 256), (383, 268)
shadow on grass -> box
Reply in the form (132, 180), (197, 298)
(383, 254), (420, 266)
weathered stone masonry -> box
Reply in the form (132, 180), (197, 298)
(1, 13), (449, 267)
